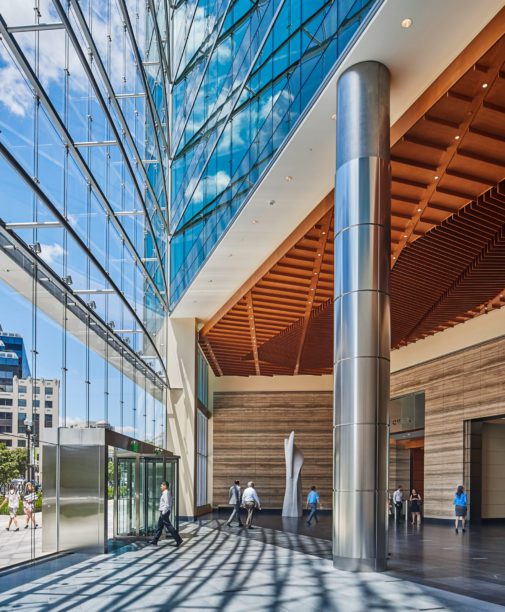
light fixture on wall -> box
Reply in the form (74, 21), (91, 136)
(401, 18), (413, 28)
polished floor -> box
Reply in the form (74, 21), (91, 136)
(204, 509), (505, 607)
(0, 521), (502, 611)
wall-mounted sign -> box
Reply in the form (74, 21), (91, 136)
(389, 392), (425, 434)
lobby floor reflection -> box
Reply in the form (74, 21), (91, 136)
(201, 510), (505, 607)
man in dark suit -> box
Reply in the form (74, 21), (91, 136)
(226, 480), (243, 527)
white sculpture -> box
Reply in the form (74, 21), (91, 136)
(282, 431), (304, 517)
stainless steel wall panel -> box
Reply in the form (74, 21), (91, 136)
(334, 225), (389, 296)
(59, 444), (106, 553)
(335, 157), (389, 229)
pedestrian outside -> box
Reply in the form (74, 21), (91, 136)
(149, 481), (182, 546)
(453, 485), (468, 534)
(0, 485), (20, 531)
(242, 481), (261, 529)
(23, 483), (37, 529)
(306, 486), (320, 526)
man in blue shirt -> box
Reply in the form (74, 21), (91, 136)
(306, 486), (320, 526)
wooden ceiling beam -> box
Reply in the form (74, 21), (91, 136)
(457, 148), (505, 168)
(402, 134), (448, 151)
(246, 292), (261, 375)
(200, 190), (334, 335)
(391, 156), (439, 172)
(392, 45), (505, 266)
(391, 7), (505, 145)
(199, 336), (223, 376)
(445, 168), (496, 185)
(293, 212), (332, 375)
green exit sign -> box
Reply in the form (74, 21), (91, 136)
(130, 441), (139, 452)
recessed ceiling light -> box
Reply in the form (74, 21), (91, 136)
(393, 256), (396, 260)
(403, 234), (408, 238)
(285, 175), (293, 182)
(482, 83), (488, 88)
(417, 208), (422, 212)
(331, 113), (336, 120)
(454, 135), (460, 140)
(401, 18), (413, 28)
(252, 219), (259, 224)
(434, 175), (439, 179)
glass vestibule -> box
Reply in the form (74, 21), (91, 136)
(115, 453), (178, 538)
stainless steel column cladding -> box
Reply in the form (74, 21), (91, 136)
(333, 61), (390, 572)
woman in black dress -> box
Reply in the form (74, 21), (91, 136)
(410, 488), (422, 525)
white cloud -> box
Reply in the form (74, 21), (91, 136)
(39, 242), (64, 266)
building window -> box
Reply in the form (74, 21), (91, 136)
(196, 409), (208, 508)
(33, 386), (40, 394)
(0, 384), (13, 392)
(0, 412), (13, 433)
(17, 439), (26, 448)
(197, 349), (208, 408)
(33, 400), (40, 408)
(44, 387), (53, 395)
(0, 439), (12, 447)
(18, 385), (27, 394)
(0, 398), (13, 406)
(18, 399), (27, 407)
(45, 400), (53, 408)
(17, 412), (26, 434)
(44, 414), (53, 428)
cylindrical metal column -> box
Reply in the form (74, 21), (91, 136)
(333, 61), (390, 572)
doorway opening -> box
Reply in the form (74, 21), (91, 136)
(465, 415), (505, 523)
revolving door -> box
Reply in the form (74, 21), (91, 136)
(115, 454), (179, 538)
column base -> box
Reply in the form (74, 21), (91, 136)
(333, 555), (387, 573)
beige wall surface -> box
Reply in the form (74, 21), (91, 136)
(482, 422), (505, 519)
(165, 318), (197, 518)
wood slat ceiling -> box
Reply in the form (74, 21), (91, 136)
(200, 34), (505, 377)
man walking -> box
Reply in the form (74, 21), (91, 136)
(149, 481), (182, 547)
(226, 480), (243, 527)
(393, 485), (404, 522)
(306, 485), (320, 526)
(242, 481), (261, 529)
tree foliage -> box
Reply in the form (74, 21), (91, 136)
(0, 443), (27, 486)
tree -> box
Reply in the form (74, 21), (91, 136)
(0, 443), (27, 486)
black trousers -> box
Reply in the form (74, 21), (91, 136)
(153, 511), (182, 544)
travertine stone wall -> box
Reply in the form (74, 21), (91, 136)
(391, 335), (505, 519)
(212, 391), (333, 508)
(212, 335), (505, 518)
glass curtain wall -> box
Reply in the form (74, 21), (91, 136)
(0, 0), (169, 568)
(169, 0), (379, 305)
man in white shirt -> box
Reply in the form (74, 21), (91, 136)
(242, 481), (261, 529)
(393, 485), (404, 522)
(226, 480), (243, 527)
(149, 481), (182, 546)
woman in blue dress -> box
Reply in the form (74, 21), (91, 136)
(453, 485), (467, 534)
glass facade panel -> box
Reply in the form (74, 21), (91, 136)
(169, 0), (379, 305)
(0, 0), (170, 568)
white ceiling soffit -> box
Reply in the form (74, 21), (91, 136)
(171, 0), (505, 320)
